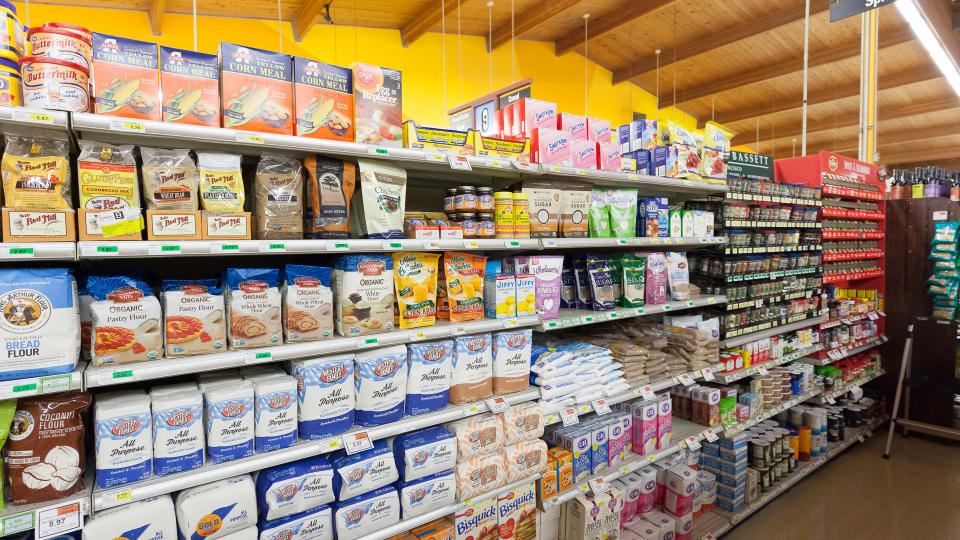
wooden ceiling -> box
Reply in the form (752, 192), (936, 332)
(46, 0), (960, 167)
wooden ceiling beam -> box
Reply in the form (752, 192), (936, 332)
(149, 0), (166, 35)
(400, 0), (467, 48)
(489, 0), (584, 50)
(880, 146), (960, 164)
(664, 25), (914, 106)
(553, 0), (668, 56)
(611, 0), (831, 84)
(294, 0), (328, 41)
(787, 123), (960, 156)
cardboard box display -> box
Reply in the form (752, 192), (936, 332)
(293, 57), (354, 141)
(2, 208), (76, 242)
(410, 518), (455, 540)
(596, 142), (621, 171)
(159, 46), (220, 126)
(77, 208), (142, 241)
(559, 113), (588, 140)
(531, 128), (570, 166)
(219, 42), (293, 134)
(587, 118), (612, 142)
(473, 132), (531, 162)
(146, 210), (202, 240)
(353, 62), (402, 146)
(516, 98), (557, 137)
(91, 33), (160, 120)
(202, 211), (251, 239)
(569, 138), (597, 170)
(403, 121), (474, 155)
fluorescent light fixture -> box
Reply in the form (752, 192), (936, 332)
(896, 0), (960, 98)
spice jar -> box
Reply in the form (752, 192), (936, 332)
(455, 185), (477, 212)
(477, 187), (494, 211)
(477, 212), (495, 238)
(444, 188), (457, 213)
(512, 192), (530, 238)
(494, 191), (515, 238)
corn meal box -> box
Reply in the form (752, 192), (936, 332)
(473, 133), (531, 163)
(159, 46), (220, 127)
(352, 62), (402, 147)
(293, 57), (354, 142)
(91, 33), (160, 120)
(219, 42), (293, 135)
(403, 122), (474, 155)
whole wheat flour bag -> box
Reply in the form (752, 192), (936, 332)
(282, 264), (333, 342)
(139, 147), (199, 210)
(255, 153), (304, 239)
(304, 156), (356, 239)
(77, 140), (139, 210)
(1, 135), (72, 209)
(0, 268), (80, 380)
(161, 279), (226, 356)
(332, 254), (394, 337)
(89, 275), (162, 365)
(224, 268), (282, 349)
(5, 392), (91, 505)
(353, 159), (406, 239)
(197, 151), (245, 212)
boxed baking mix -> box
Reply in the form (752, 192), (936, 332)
(353, 62), (402, 146)
(91, 32), (160, 120)
(473, 132), (531, 162)
(159, 46), (220, 127)
(403, 122), (474, 155)
(219, 42), (293, 134)
(293, 57), (355, 141)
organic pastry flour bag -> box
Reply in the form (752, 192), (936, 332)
(282, 264), (333, 342)
(89, 275), (162, 366)
(161, 279), (226, 357)
(224, 268), (282, 349)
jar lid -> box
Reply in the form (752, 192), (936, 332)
(494, 191), (513, 198)
(446, 188), (458, 194)
(477, 212), (494, 219)
(457, 212), (476, 219)
(42, 22), (92, 37)
(457, 185), (476, 192)
(27, 26), (93, 47)
(477, 186), (493, 193)
(512, 192), (528, 200)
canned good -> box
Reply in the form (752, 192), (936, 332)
(0, 0), (22, 55)
(27, 25), (93, 69)
(0, 57), (20, 106)
(19, 55), (89, 112)
(751, 439), (768, 468)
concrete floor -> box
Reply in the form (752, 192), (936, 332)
(724, 430), (960, 539)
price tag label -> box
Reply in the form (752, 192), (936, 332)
(342, 431), (374, 455)
(100, 368), (134, 385)
(638, 386), (656, 400)
(259, 242), (286, 252)
(2, 511), (34, 535)
(147, 243), (181, 255)
(588, 477), (611, 494)
(703, 429), (719, 442)
(463, 241), (479, 249)
(367, 147), (390, 156)
(685, 436), (701, 450)
(244, 351), (272, 364)
(592, 399), (612, 416)
(424, 152), (445, 162)
(448, 155), (472, 171)
(878, 310), (886, 317)
(826, 395), (837, 405)
(512, 160), (535, 171)
(678, 374), (694, 386)
(560, 408), (579, 427)
(98, 208), (144, 237)
(109, 119), (145, 132)
(486, 397), (510, 414)
(757, 365), (769, 376)
(34, 500), (82, 540)
(326, 242), (351, 251)
(357, 337), (380, 348)
(39, 374), (72, 394)
(6, 247), (34, 258)
(857, 433), (866, 443)
(451, 325), (467, 336)
(702, 367), (715, 381)
(210, 243), (240, 253)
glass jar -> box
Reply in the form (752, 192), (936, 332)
(456, 212), (478, 238)
(477, 212), (495, 238)
(456, 186), (478, 212)
(477, 187), (494, 212)
(444, 188), (457, 213)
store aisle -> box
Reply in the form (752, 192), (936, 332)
(724, 431), (960, 539)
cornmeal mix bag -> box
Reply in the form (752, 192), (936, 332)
(254, 153), (303, 239)
(282, 264), (333, 342)
(140, 147), (199, 211)
(304, 156), (356, 239)
(332, 254), (394, 336)
(1, 135), (72, 209)
(197, 152), (245, 212)
(77, 140), (139, 211)
(393, 252), (440, 329)
(224, 268), (282, 349)
(89, 275), (162, 365)
(161, 279), (226, 357)
(443, 252), (487, 323)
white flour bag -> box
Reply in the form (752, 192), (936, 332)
(397, 470), (456, 518)
(390, 425), (457, 482)
(255, 455), (334, 521)
(291, 355), (354, 438)
(330, 440), (398, 500)
(175, 474), (257, 539)
(95, 393), (153, 488)
(258, 505), (333, 540)
(405, 339), (454, 415)
(333, 485), (400, 540)
(492, 329), (532, 394)
(83, 494), (177, 540)
(251, 374), (297, 452)
(354, 345), (407, 426)
(204, 380), (255, 463)
(150, 388), (204, 476)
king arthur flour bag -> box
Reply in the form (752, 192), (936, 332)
(291, 355), (354, 439)
(282, 264), (333, 342)
(89, 275), (162, 366)
(95, 392), (153, 488)
(256, 455), (334, 521)
(161, 279), (226, 357)
(224, 268), (282, 349)
(354, 345), (407, 426)
(0, 268), (79, 380)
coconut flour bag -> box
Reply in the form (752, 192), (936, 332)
(89, 275), (162, 365)
(305, 156), (356, 239)
(139, 147), (199, 210)
(254, 153), (304, 239)
(283, 264), (333, 342)
(161, 279), (226, 357)
(353, 159), (406, 239)
(224, 268), (282, 349)
(332, 254), (394, 336)
(197, 151), (245, 212)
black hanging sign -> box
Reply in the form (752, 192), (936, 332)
(829, 0), (899, 23)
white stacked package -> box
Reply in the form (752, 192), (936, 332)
(531, 339), (629, 412)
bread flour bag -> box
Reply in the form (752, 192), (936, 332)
(450, 333), (493, 404)
(405, 340), (454, 415)
(333, 485), (400, 540)
(5, 392), (91, 505)
(251, 375), (297, 452)
(224, 268), (282, 349)
(95, 392), (153, 488)
(391, 425), (457, 482)
(162, 279), (226, 357)
(149, 388), (204, 476)
(258, 505), (333, 540)
(445, 413), (504, 459)
(89, 275), (162, 366)
(83, 494), (177, 540)
(254, 153), (304, 239)
(304, 156), (356, 239)
(354, 344), (407, 426)
(255, 455), (334, 521)
(204, 380), (255, 463)
(397, 470), (456, 518)
(282, 264), (333, 342)
(330, 440), (399, 500)
(492, 329), (532, 394)
(332, 254), (394, 337)
(0, 268), (79, 380)
(353, 159), (406, 239)
(175, 475), (257, 539)
(290, 355), (354, 439)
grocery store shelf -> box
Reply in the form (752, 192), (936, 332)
(820, 311), (883, 330)
(538, 166), (728, 200)
(85, 316), (539, 388)
(821, 184), (882, 201)
(722, 315), (827, 348)
(724, 244), (821, 255)
(0, 105), (70, 139)
(822, 230), (884, 240)
(721, 388), (823, 436)
(823, 269), (884, 284)
(0, 243), (76, 261)
(713, 344), (824, 384)
(540, 237), (725, 249)
(725, 193), (822, 207)
(725, 266), (821, 283)
(537, 295), (726, 332)
(820, 207), (884, 220)
(725, 289), (820, 311)
(798, 335), (886, 366)
(92, 387), (539, 511)
(0, 364), (84, 399)
(810, 369), (885, 405)
(723, 220), (821, 229)
(0, 475), (92, 537)
(823, 250), (884, 262)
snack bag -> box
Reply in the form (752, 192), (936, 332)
(700, 121), (735, 183)
(668, 121), (701, 181)
(393, 252), (440, 329)
(443, 252), (487, 323)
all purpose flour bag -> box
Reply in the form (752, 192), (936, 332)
(204, 380), (255, 463)
(390, 425), (457, 482)
(449, 333), (493, 404)
(82, 494), (177, 540)
(250, 374), (297, 452)
(354, 344), (407, 427)
(258, 505), (333, 540)
(291, 355), (354, 439)
(492, 329), (532, 394)
(89, 275), (162, 366)
(396, 470), (456, 518)
(224, 268), (282, 349)
(255, 455), (334, 521)
(149, 388), (204, 476)
(95, 392), (153, 488)
(333, 485), (400, 540)
(405, 339), (454, 415)
(0, 268), (79, 380)
(330, 440), (398, 500)
(175, 474), (257, 539)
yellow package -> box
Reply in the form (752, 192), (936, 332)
(1, 135), (72, 209)
(197, 151), (245, 212)
(393, 252), (440, 328)
(443, 251), (487, 322)
(700, 121), (735, 184)
(668, 120), (702, 181)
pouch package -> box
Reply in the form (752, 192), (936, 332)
(589, 190), (611, 238)
(559, 181), (591, 238)
(608, 189), (638, 237)
(587, 257), (615, 311)
(139, 147), (199, 210)
(197, 151), (245, 212)
(560, 264), (576, 308)
(354, 159), (406, 239)
(573, 257), (592, 309)
(77, 141), (139, 210)
(700, 121), (734, 183)
(1, 135), (72, 209)
(522, 180), (561, 238)
(646, 252), (668, 304)
(254, 153), (304, 239)
(621, 255), (647, 307)
(304, 156), (356, 239)
(665, 252), (691, 301)
(393, 252), (440, 329)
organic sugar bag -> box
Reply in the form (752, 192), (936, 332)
(89, 275), (162, 366)
(256, 455), (334, 521)
(204, 380), (255, 463)
(224, 268), (282, 349)
(82, 494), (177, 540)
(492, 329), (532, 394)
(176, 475), (257, 539)
(95, 393), (153, 488)
(291, 355), (354, 439)
(258, 505), (333, 540)
(282, 264), (333, 342)
(406, 340), (454, 415)
(330, 440), (399, 500)
(251, 374), (298, 452)
(355, 344), (407, 426)
(333, 485), (400, 540)
(391, 425), (457, 482)
(150, 388), (204, 476)
(450, 333), (493, 404)
(0, 268), (80, 380)
(397, 470), (456, 518)
(529, 255), (564, 320)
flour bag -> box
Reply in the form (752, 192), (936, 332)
(291, 355), (354, 439)
(255, 455), (334, 521)
(282, 264), (333, 342)
(89, 275), (162, 366)
(405, 340), (454, 415)
(354, 345), (407, 426)
(224, 268), (282, 349)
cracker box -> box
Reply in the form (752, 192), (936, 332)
(219, 42), (293, 134)
(559, 112), (588, 140)
(587, 118), (612, 143)
(473, 132), (531, 162)
(293, 57), (354, 141)
(531, 128), (570, 166)
(353, 62), (402, 146)
(159, 46), (220, 127)
(91, 33), (160, 120)
(570, 138), (597, 170)
(403, 122), (474, 155)
(454, 495), (497, 540)
(2, 208), (76, 242)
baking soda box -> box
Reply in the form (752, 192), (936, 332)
(219, 42), (293, 134)
(159, 46), (220, 127)
(293, 57), (354, 141)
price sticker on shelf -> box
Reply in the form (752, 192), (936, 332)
(685, 436), (701, 451)
(678, 373), (694, 386)
(703, 429), (719, 443)
(424, 152), (445, 162)
(2, 511), (35, 535)
(342, 431), (373, 455)
(512, 160), (535, 171)
(637, 386), (656, 400)
(560, 408), (579, 427)
(826, 395), (837, 405)
(259, 242), (286, 252)
(592, 399), (612, 416)
(448, 155), (472, 171)
(34, 499), (82, 540)
(588, 477), (611, 494)
(6, 247), (34, 258)
(757, 365), (769, 376)
(147, 243), (181, 255)
(109, 119), (145, 133)
(486, 397), (510, 414)
(702, 367), (716, 381)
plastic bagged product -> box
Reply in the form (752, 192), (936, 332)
(443, 252), (487, 323)
(621, 254), (647, 307)
(397, 470), (456, 518)
(254, 153), (304, 239)
(77, 140), (139, 210)
(140, 147), (199, 210)
(149, 388), (204, 476)
(353, 159), (406, 239)
(455, 452), (505, 500)
(255, 455), (334, 521)
(161, 279), (226, 357)
(665, 252), (691, 301)
(1, 135), (72, 209)
(175, 475), (257, 539)
(330, 440), (399, 500)
(333, 485), (400, 540)
(700, 121), (734, 183)
(574, 257), (593, 309)
(282, 264), (333, 342)
(258, 505), (333, 540)
(450, 333), (493, 404)
(95, 392), (153, 488)
(501, 401), (544, 445)
(645, 253), (668, 304)
(589, 190), (611, 237)
(934, 221), (960, 244)
(197, 151), (245, 212)
(391, 425), (457, 482)
(304, 156), (356, 239)
(560, 264), (576, 308)
(251, 374), (298, 452)
(669, 121), (701, 181)
(332, 254), (394, 336)
(445, 413), (504, 459)
(291, 355), (354, 439)
(492, 329), (532, 394)
(521, 180), (561, 238)
(354, 344), (407, 426)
(529, 255), (564, 320)
(501, 439), (548, 482)
(608, 189), (638, 237)
(224, 267), (282, 349)
(559, 181), (591, 238)
(587, 257), (615, 311)
(204, 380), (255, 463)
(406, 340), (454, 415)
(393, 252), (440, 329)
(89, 275), (162, 366)
(83, 495), (177, 540)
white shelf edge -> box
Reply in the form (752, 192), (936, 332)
(0, 242), (76, 261)
(0, 363), (85, 400)
(810, 369), (885, 405)
(798, 335), (886, 366)
(538, 295), (727, 332)
(720, 388), (823, 437)
(722, 315), (828, 348)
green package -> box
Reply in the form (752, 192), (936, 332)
(621, 254), (647, 307)
(589, 190), (611, 237)
(0, 399), (16, 509)
(608, 255), (624, 305)
(608, 189), (638, 237)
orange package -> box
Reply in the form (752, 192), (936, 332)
(91, 32), (160, 120)
(159, 46), (220, 127)
(410, 518), (454, 540)
(443, 251), (486, 322)
(352, 62), (402, 146)
(294, 57), (354, 141)
(219, 42), (293, 135)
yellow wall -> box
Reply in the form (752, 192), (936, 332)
(15, 3), (705, 133)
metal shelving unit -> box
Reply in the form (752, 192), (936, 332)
(720, 387), (823, 436)
(712, 344), (823, 384)
(0, 364), (84, 400)
(537, 295), (726, 332)
(810, 369), (885, 405)
(799, 335), (886, 366)
(722, 315), (828, 348)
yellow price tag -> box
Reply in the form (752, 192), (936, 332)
(100, 215), (144, 237)
(116, 491), (132, 501)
